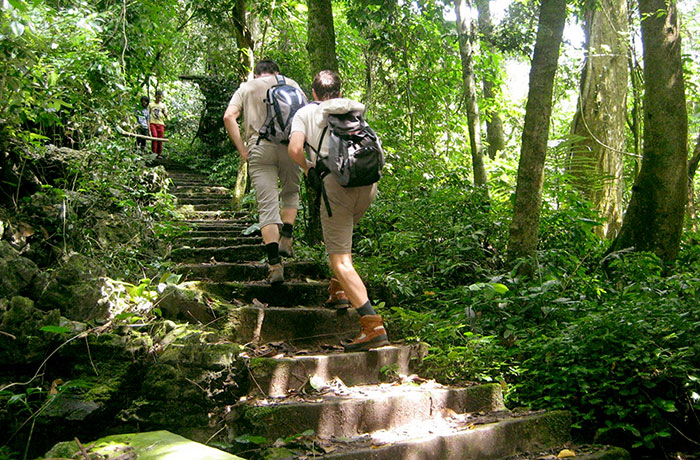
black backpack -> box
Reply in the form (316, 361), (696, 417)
(257, 75), (307, 145)
(313, 109), (384, 217)
(317, 110), (384, 187)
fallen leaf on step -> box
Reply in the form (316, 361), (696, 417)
(252, 298), (267, 308)
(557, 449), (576, 458)
(210, 257), (217, 264)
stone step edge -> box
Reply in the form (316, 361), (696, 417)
(319, 410), (572, 460)
(238, 383), (506, 439)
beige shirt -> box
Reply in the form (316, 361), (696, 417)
(228, 74), (301, 145)
(290, 98), (366, 163)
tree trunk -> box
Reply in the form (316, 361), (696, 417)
(568, 0), (628, 239)
(304, 0), (338, 244)
(454, 0), (488, 187)
(475, 0), (506, 159)
(507, 0), (567, 264)
(609, 0), (687, 262)
(687, 135), (700, 232)
(232, 0), (255, 81)
(307, 0), (338, 73)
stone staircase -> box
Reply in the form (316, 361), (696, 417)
(163, 163), (629, 460)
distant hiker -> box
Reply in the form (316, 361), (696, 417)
(288, 70), (390, 352)
(223, 59), (305, 284)
(149, 90), (168, 158)
(135, 96), (150, 150)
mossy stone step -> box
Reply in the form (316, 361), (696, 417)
(171, 244), (263, 263)
(200, 280), (327, 306)
(502, 445), (630, 460)
(176, 236), (262, 248)
(178, 203), (233, 212)
(248, 344), (427, 397)
(240, 383), (506, 439)
(44, 430), (244, 460)
(176, 260), (320, 282)
(173, 185), (231, 195)
(321, 410), (572, 460)
(176, 197), (235, 206)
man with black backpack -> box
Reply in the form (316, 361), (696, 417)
(288, 70), (390, 352)
(223, 59), (306, 284)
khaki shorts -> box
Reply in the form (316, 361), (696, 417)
(321, 175), (377, 254)
(247, 139), (301, 228)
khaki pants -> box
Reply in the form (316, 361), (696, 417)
(321, 175), (377, 254)
(247, 139), (301, 228)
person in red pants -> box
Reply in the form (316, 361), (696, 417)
(148, 90), (168, 157)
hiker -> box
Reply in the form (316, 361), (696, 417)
(288, 70), (390, 352)
(135, 96), (150, 150)
(149, 90), (168, 158)
(223, 59), (305, 284)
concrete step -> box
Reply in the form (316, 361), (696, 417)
(499, 444), (630, 460)
(176, 236), (262, 248)
(178, 203), (233, 212)
(228, 305), (359, 347)
(176, 197), (234, 206)
(320, 410), (571, 460)
(247, 344), (427, 397)
(173, 185), (231, 195)
(239, 382), (505, 439)
(171, 245), (263, 263)
(176, 261), (321, 282)
(183, 221), (254, 232)
(200, 280), (327, 306)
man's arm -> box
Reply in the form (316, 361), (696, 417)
(288, 131), (312, 173)
(223, 105), (248, 161)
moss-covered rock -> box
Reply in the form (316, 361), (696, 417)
(36, 252), (108, 321)
(0, 240), (43, 299)
(0, 295), (63, 365)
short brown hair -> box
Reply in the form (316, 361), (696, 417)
(254, 59), (279, 76)
(312, 70), (341, 101)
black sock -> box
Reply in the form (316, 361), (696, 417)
(281, 223), (293, 238)
(266, 243), (280, 264)
(356, 300), (376, 317)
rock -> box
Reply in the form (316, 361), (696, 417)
(157, 284), (218, 324)
(42, 392), (104, 421)
(0, 241), (43, 299)
(45, 430), (245, 460)
(36, 252), (108, 321)
(0, 295), (62, 365)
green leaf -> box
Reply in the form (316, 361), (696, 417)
(234, 434), (268, 445)
(490, 283), (509, 294)
(10, 21), (26, 37)
(8, 0), (27, 12)
(40, 325), (71, 334)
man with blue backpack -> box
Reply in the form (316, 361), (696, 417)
(288, 70), (389, 352)
(224, 59), (307, 284)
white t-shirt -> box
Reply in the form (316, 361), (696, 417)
(290, 98), (366, 163)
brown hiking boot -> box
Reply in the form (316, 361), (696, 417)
(267, 262), (284, 285)
(342, 315), (390, 352)
(325, 277), (350, 309)
(279, 235), (294, 258)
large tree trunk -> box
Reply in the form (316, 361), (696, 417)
(304, 0), (338, 244)
(568, 0), (628, 239)
(307, 0), (338, 73)
(609, 0), (687, 262)
(507, 0), (567, 264)
(454, 0), (488, 187)
(687, 135), (700, 231)
(475, 0), (506, 159)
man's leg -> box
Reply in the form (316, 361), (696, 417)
(248, 142), (285, 283)
(278, 147), (301, 257)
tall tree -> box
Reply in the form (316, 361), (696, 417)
(568, 0), (628, 239)
(454, 0), (488, 186)
(307, 0), (338, 74)
(304, 0), (338, 243)
(507, 0), (567, 263)
(475, 0), (506, 159)
(609, 0), (687, 262)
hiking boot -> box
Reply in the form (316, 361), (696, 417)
(342, 315), (390, 352)
(279, 234), (294, 258)
(325, 277), (350, 309)
(267, 262), (284, 285)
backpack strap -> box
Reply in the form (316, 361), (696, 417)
(275, 74), (286, 85)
